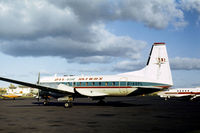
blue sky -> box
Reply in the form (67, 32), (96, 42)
(0, 0), (200, 88)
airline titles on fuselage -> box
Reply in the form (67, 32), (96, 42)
(78, 77), (103, 81)
(54, 77), (103, 82)
(54, 78), (75, 81)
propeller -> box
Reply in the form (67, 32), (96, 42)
(37, 72), (40, 84)
(37, 72), (40, 102)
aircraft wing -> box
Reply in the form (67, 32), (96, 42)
(0, 76), (73, 94)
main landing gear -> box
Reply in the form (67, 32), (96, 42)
(43, 96), (50, 105)
(58, 96), (74, 108)
(64, 101), (73, 108)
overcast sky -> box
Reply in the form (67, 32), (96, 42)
(0, 0), (200, 87)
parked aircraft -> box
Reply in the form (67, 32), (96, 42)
(0, 42), (173, 107)
(0, 93), (22, 100)
(158, 87), (200, 100)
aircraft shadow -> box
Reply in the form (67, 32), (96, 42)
(31, 101), (150, 107)
(0, 98), (25, 101)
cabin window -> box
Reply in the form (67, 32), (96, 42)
(92, 82), (95, 86)
(88, 82), (91, 86)
(120, 82), (126, 86)
(86, 82), (88, 86)
(105, 82), (108, 86)
(69, 82), (72, 86)
(99, 82), (101, 86)
(112, 82), (115, 86)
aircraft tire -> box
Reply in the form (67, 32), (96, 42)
(64, 102), (72, 108)
(43, 101), (48, 106)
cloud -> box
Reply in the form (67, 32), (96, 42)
(0, 24), (147, 61)
(116, 0), (186, 29)
(49, 0), (186, 29)
(113, 60), (145, 72)
(0, 0), (189, 65)
(68, 56), (112, 64)
(170, 57), (200, 70)
(181, 0), (200, 13)
(112, 57), (200, 72)
(180, 0), (200, 26)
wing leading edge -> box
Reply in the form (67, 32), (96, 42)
(0, 76), (72, 94)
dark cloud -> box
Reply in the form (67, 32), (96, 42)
(48, 0), (186, 29)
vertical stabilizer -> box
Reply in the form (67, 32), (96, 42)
(144, 42), (173, 85)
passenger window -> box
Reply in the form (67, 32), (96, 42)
(105, 82), (108, 86)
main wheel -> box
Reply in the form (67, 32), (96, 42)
(43, 100), (48, 105)
(64, 102), (72, 108)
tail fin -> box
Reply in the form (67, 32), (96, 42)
(144, 42), (173, 85)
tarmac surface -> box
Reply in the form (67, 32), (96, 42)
(0, 96), (200, 133)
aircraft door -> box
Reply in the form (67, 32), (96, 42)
(119, 77), (128, 95)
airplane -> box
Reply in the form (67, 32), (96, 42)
(158, 87), (200, 100)
(0, 42), (173, 108)
(0, 93), (23, 100)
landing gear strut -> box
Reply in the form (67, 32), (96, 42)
(64, 96), (73, 108)
(43, 96), (50, 106)
(58, 95), (74, 108)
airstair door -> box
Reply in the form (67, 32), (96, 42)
(119, 77), (128, 95)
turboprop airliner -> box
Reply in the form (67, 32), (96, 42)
(158, 87), (200, 100)
(0, 42), (173, 107)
